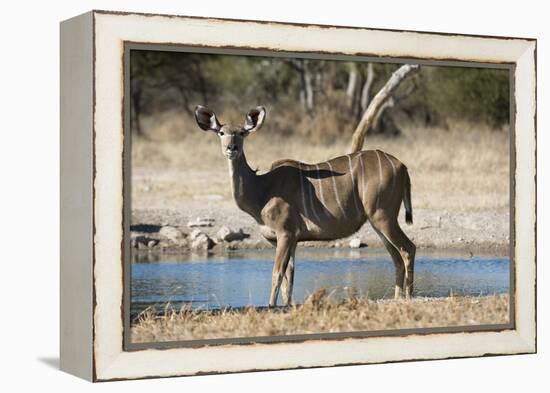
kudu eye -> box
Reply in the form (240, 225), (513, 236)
(218, 131), (225, 136)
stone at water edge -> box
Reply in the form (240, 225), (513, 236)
(216, 225), (248, 242)
(349, 237), (364, 248)
(188, 228), (215, 250)
(159, 226), (184, 242)
(189, 229), (205, 241)
(190, 233), (215, 251)
(137, 241), (148, 250)
(132, 234), (158, 249)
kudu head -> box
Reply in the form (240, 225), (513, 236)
(194, 106), (266, 160)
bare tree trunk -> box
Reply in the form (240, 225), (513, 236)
(346, 64), (358, 109)
(360, 63), (375, 112)
(349, 64), (420, 153)
(303, 60), (314, 114)
(286, 59), (315, 115)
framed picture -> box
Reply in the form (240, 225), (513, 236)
(60, 10), (536, 381)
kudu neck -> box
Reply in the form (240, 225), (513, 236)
(228, 151), (262, 218)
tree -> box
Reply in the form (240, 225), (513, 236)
(350, 64), (420, 153)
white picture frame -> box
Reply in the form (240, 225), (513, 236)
(60, 10), (536, 381)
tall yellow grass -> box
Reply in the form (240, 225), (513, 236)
(131, 293), (509, 343)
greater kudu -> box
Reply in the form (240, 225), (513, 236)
(195, 106), (416, 306)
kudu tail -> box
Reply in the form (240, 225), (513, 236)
(403, 169), (413, 225)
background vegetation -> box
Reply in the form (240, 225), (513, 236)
(130, 50), (510, 142)
(129, 49), (511, 253)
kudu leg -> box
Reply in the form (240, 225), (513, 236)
(373, 227), (405, 298)
(387, 224), (416, 298)
(281, 244), (297, 306)
(269, 233), (296, 307)
(402, 236), (416, 298)
(372, 215), (416, 299)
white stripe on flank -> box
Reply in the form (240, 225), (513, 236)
(347, 154), (361, 214)
(315, 164), (327, 211)
(383, 152), (397, 193)
(375, 150), (383, 210)
(304, 165), (322, 224)
(297, 163), (310, 229)
(358, 153), (367, 202)
(326, 161), (346, 218)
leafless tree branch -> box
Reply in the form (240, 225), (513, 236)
(349, 64), (420, 153)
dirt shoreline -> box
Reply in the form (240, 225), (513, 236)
(131, 203), (510, 257)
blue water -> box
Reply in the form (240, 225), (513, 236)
(130, 249), (510, 316)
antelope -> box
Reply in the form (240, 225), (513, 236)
(194, 106), (416, 307)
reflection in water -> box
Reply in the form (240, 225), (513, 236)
(131, 250), (509, 316)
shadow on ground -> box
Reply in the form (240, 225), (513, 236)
(37, 357), (59, 370)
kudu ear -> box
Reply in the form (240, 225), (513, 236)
(243, 106), (266, 133)
(194, 105), (222, 133)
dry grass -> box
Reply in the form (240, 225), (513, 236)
(131, 292), (509, 343)
(132, 110), (509, 212)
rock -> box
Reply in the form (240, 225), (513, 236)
(137, 241), (148, 250)
(158, 240), (171, 250)
(189, 229), (215, 250)
(187, 217), (215, 228)
(216, 225), (248, 242)
(189, 229), (204, 241)
(216, 226), (232, 240)
(159, 226), (184, 241)
(132, 235), (159, 249)
(349, 237), (365, 248)
(190, 232), (215, 251)
(133, 235), (147, 246)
